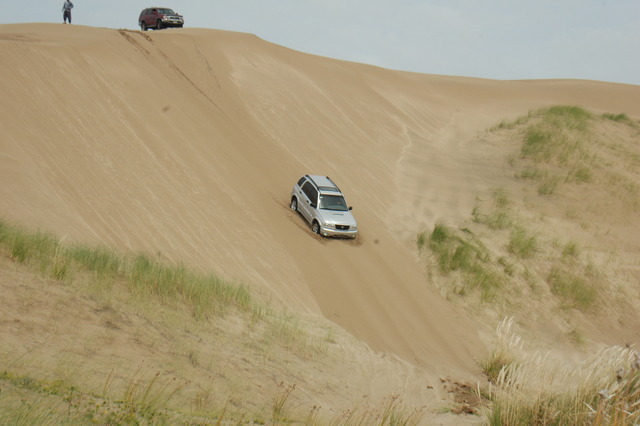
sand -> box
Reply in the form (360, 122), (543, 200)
(1, 23), (639, 407)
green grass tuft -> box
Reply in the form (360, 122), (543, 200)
(507, 227), (537, 258)
(561, 241), (580, 261)
(0, 218), (254, 320)
(511, 105), (605, 196)
(568, 166), (592, 183)
(602, 112), (630, 123)
(427, 223), (503, 299)
(548, 267), (597, 310)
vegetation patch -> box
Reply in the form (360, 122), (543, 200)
(0, 370), (183, 425)
(507, 227), (538, 259)
(548, 266), (598, 311)
(0, 219), (253, 320)
(419, 223), (504, 300)
(602, 112), (631, 123)
(1, 218), (429, 425)
(431, 181), (613, 320)
(522, 107), (590, 160)
(501, 105), (640, 204)
(483, 339), (640, 426)
(479, 318), (522, 383)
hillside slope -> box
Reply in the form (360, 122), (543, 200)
(1, 23), (639, 381)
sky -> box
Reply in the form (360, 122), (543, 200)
(3, 1), (639, 85)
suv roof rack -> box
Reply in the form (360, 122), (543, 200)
(305, 175), (341, 192)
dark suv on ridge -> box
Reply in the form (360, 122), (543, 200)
(139, 7), (184, 31)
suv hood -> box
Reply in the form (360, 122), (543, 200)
(318, 209), (357, 227)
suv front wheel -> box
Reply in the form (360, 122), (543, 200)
(157, 20), (163, 29)
(311, 221), (321, 235)
(290, 197), (298, 212)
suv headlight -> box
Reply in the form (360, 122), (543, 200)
(323, 222), (334, 229)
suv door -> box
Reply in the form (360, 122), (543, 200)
(142, 9), (152, 27)
(299, 181), (316, 221)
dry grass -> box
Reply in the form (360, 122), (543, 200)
(421, 106), (640, 328)
(482, 319), (640, 425)
(0, 218), (429, 425)
(419, 222), (504, 300)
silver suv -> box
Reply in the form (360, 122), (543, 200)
(290, 175), (358, 238)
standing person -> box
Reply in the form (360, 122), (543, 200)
(62, 0), (74, 24)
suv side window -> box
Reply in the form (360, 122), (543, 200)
(301, 181), (317, 204)
(308, 186), (318, 205)
(301, 181), (312, 199)
(297, 177), (306, 187)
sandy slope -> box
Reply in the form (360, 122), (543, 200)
(1, 23), (639, 380)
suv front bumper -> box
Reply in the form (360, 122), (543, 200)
(320, 225), (358, 239)
(161, 17), (184, 26)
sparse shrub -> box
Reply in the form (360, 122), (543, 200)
(562, 241), (580, 261)
(430, 222), (450, 244)
(511, 105), (601, 197)
(272, 382), (295, 422)
(0, 370), (182, 425)
(0, 218), (430, 424)
(568, 166), (592, 183)
(66, 245), (122, 276)
(52, 256), (70, 280)
(428, 223), (457, 274)
(624, 180), (639, 195)
(498, 257), (514, 276)
(507, 227), (537, 258)
(330, 395), (425, 426)
(471, 206), (482, 223)
(0, 218), (255, 320)
(427, 223), (503, 299)
(518, 167), (546, 181)
(544, 105), (591, 130)
(522, 128), (555, 162)
(548, 266), (597, 310)
(472, 191), (513, 230)
(567, 328), (585, 347)
(10, 233), (29, 263)
(491, 120), (511, 131)
(466, 266), (502, 300)
(451, 242), (474, 271)
(587, 350), (640, 424)
(485, 211), (512, 230)
(489, 111), (534, 131)
(485, 345), (640, 425)
(492, 188), (510, 208)
(8, 230), (58, 265)
(537, 177), (559, 195)
(480, 318), (522, 383)
(602, 112), (630, 123)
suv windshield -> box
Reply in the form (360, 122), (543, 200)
(319, 194), (349, 211)
(158, 9), (175, 14)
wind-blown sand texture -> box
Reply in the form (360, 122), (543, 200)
(1, 23), (639, 423)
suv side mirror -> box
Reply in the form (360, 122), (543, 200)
(310, 203), (317, 209)
(349, 206), (353, 211)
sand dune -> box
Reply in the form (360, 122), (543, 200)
(1, 23), (639, 382)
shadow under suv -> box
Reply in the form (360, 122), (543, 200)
(290, 175), (358, 238)
(139, 7), (184, 31)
